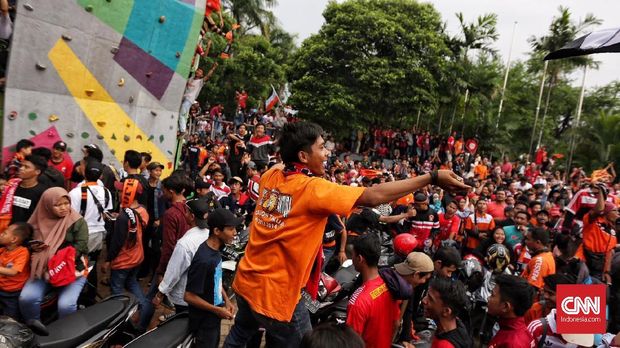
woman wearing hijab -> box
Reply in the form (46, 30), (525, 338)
(19, 187), (89, 334)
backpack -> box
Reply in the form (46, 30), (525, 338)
(79, 185), (111, 221)
(47, 243), (76, 287)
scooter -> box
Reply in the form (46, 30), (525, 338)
(123, 312), (193, 348)
(221, 228), (250, 298)
(307, 260), (360, 325)
(34, 294), (138, 348)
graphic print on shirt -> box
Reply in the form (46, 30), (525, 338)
(258, 189), (293, 219)
(212, 260), (223, 306)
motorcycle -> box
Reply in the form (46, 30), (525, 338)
(221, 228), (250, 298)
(34, 294), (138, 348)
(306, 260), (360, 325)
(123, 312), (193, 348)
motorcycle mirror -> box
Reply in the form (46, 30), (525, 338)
(341, 259), (353, 268)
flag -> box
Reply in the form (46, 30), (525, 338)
(544, 27), (620, 61)
(265, 85), (280, 111)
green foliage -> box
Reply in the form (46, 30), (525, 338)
(287, 0), (451, 136)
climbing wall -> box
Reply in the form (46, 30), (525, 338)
(2, 0), (206, 174)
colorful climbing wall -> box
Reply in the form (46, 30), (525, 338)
(2, 0), (206, 174)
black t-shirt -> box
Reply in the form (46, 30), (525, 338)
(186, 243), (223, 331)
(346, 208), (380, 235)
(323, 214), (343, 244)
(11, 183), (48, 223)
(39, 167), (65, 188)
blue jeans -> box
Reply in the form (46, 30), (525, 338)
(0, 290), (21, 319)
(323, 246), (336, 272)
(110, 267), (152, 330)
(223, 295), (312, 348)
(19, 277), (87, 321)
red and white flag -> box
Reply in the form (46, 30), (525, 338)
(265, 85), (280, 111)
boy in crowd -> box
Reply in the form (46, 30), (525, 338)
(0, 222), (32, 319)
(11, 155), (49, 224)
(4, 139), (34, 179)
(522, 227), (555, 290)
(184, 208), (241, 347)
(486, 274), (535, 347)
(422, 277), (472, 348)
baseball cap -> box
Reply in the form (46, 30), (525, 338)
(53, 141), (67, 151)
(83, 144), (103, 162)
(195, 178), (211, 190)
(85, 160), (104, 181)
(147, 162), (164, 171)
(395, 252), (434, 276)
(247, 161), (257, 170)
(228, 176), (243, 185)
(207, 208), (244, 230)
(186, 199), (213, 229)
(414, 192), (428, 203)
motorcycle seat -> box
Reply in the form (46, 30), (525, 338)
(36, 296), (128, 348)
(124, 312), (190, 348)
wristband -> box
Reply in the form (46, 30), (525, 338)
(430, 170), (438, 186)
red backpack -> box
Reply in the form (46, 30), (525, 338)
(47, 244), (76, 287)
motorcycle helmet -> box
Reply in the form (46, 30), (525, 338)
(460, 255), (484, 292)
(394, 233), (418, 257)
(486, 243), (511, 274)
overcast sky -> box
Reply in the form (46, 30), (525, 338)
(272, 0), (620, 88)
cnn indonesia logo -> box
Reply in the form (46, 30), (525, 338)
(557, 284), (606, 334)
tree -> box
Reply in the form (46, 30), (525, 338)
(288, 0), (451, 136)
(224, 0), (278, 38)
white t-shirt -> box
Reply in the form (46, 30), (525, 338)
(69, 181), (113, 234)
(183, 77), (205, 102)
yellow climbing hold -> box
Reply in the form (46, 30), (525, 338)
(85, 89), (95, 96)
(118, 78), (125, 87)
(96, 121), (106, 127)
(48, 114), (59, 122)
(136, 134), (143, 140)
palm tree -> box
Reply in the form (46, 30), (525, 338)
(454, 12), (499, 62)
(223, 0), (278, 38)
(573, 111), (620, 171)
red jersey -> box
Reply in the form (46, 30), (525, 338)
(488, 317), (535, 348)
(486, 201), (507, 220)
(49, 155), (74, 181)
(437, 213), (460, 247)
(346, 276), (400, 348)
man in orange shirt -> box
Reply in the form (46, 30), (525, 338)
(464, 199), (495, 252)
(223, 122), (469, 347)
(474, 158), (489, 180)
(521, 227), (555, 290)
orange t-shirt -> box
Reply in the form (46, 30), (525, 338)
(474, 164), (488, 180)
(0, 246), (30, 292)
(582, 213), (617, 253)
(454, 140), (464, 155)
(232, 168), (365, 321)
(521, 251), (555, 289)
(464, 212), (495, 249)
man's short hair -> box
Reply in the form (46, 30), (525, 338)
(124, 150), (142, 169)
(24, 155), (47, 173)
(494, 274), (535, 316)
(141, 152), (152, 163)
(352, 233), (381, 267)
(16, 139), (34, 152)
(529, 201), (542, 209)
(301, 322), (364, 348)
(530, 227), (550, 245)
(429, 277), (468, 318)
(433, 247), (462, 269)
(31, 147), (52, 161)
(162, 174), (187, 194)
(278, 122), (324, 164)
(515, 210), (530, 220)
(9, 222), (33, 242)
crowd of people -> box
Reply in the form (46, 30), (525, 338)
(0, 104), (619, 348)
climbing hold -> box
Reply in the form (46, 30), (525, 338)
(176, 52), (181, 58)
(167, 162), (173, 169)
(67, 147), (73, 153)
(136, 134), (143, 140)
(150, 110), (157, 116)
(145, 72), (152, 78)
(167, 150), (173, 155)
(23, 3), (33, 11)
(170, 114), (174, 119)
(159, 135), (165, 143)
(123, 135), (130, 142)
(35, 63), (47, 70)
(111, 133), (117, 140)
(148, 135), (154, 141)
(126, 123), (131, 128)
(8, 111), (17, 120)
(96, 134), (104, 140)
(110, 149), (116, 155)
(96, 121), (106, 127)
(61, 34), (72, 41)
(128, 96), (134, 103)
(159, 16), (166, 23)
(29, 130), (36, 136)
(28, 112), (38, 121)
(66, 132), (74, 138)
(81, 132), (89, 139)
(85, 5), (93, 12)
(111, 47), (119, 54)
(169, 125), (173, 130)
(106, 0), (111, 2)
(118, 78), (125, 87)
(48, 114), (59, 122)
(85, 89), (95, 96)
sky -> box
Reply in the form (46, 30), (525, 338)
(271, 0), (620, 89)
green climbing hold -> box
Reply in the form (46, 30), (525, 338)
(148, 135), (154, 141)
(159, 135), (164, 143)
(85, 5), (93, 12)
(111, 133), (117, 140)
(81, 132), (89, 139)
(67, 147), (73, 153)
(167, 150), (173, 155)
(28, 112), (37, 120)
(29, 130), (36, 136)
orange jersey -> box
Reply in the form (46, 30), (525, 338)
(0, 246), (30, 292)
(232, 168), (364, 321)
(582, 213), (617, 254)
(464, 212), (495, 249)
(474, 164), (488, 180)
(521, 251), (555, 289)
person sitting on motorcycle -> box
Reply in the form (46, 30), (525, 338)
(19, 187), (89, 335)
(487, 274), (535, 347)
(0, 222), (33, 320)
(474, 227), (514, 267)
(421, 277), (472, 348)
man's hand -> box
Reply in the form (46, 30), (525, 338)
(406, 207), (417, 218)
(603, 272), (612, 285)
(337, 251), (347, 264)
(216, 307), (234, 320)
(401, 342), (416, 348)
(436, 170), (470, 192)
(225, 300), (236, 316)
(153, 219), (160, 228)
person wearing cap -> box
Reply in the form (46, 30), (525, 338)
(153, 199), (213, 318)
(244, 160), (261, 202)
(421, 277), (472, 348)
(219, 176), (251, 224)
(68, 159), (113, 304)
(522, 227), (555, 290)
(70, 144), (117, 196)
(487, 274), (535, 348)
(345, 233), (404, 348)
(575, 184), (618, 283)
(184, 208), (241, 347)
(139, 162), (165, 279)
(224, 122), (468, 348)
(407, 192), (440, 254)
(103, 179), (151, 332)
(49, 141), (73, 185)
